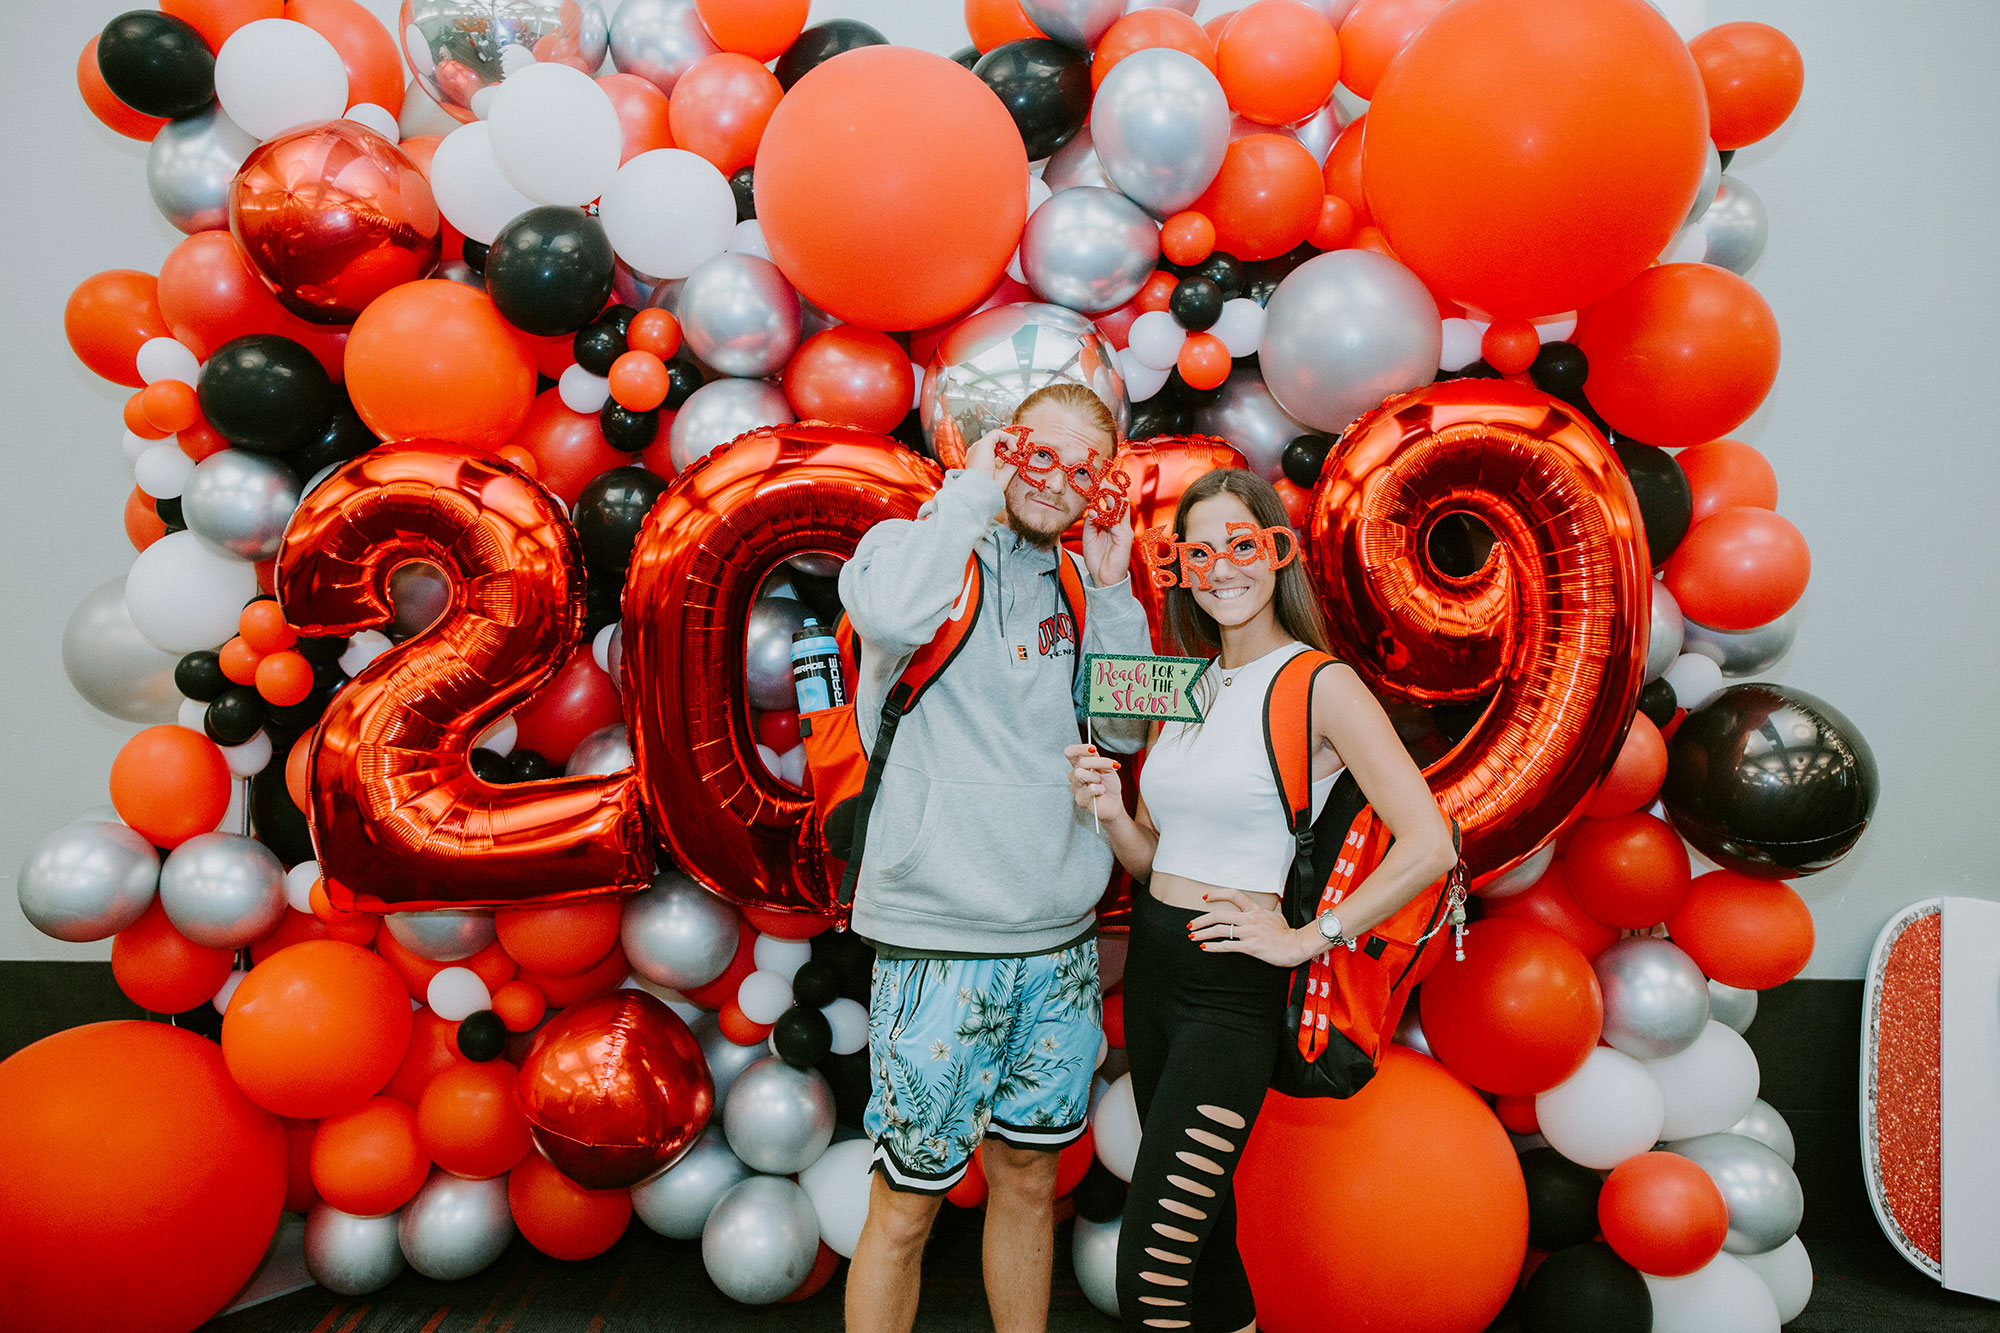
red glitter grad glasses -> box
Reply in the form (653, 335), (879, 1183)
(995, 425), (1131, 527)
(1136, 522), (1299, 591)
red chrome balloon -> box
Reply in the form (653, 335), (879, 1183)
(1308, 380), (1650, 884)
(231, 121), (441, 324)
(516, 990), (714, 1190)
(276, 447), (652, 911)
(622, 425), (940, 919)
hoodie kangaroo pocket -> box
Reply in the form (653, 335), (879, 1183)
(878, 776), (1098, 928)
(868, 765), (940, 884)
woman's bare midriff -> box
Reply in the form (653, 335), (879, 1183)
(1146, 870), (1280, 914)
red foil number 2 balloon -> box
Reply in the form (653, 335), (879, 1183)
(277, 448), (653, 911)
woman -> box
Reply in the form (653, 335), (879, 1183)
(1066, 468), (1455, 1333)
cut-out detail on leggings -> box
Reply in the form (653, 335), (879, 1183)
(1176, 1149), (1224, 1175)
(1184, 1126), (1236, 1153)
(1140, 1271), (1190, 1287)
(1139, 1296), (1187, 1307)
(1145, 1246), (1193, 1265)
(1196, 1103), (1248, 1130)
(1166, 1173), (1216, 1198)
(1153, 1221), (1199, 1243)
(1160, 1197), (1207, 1220)
(1142, 1320), (1191, 1329)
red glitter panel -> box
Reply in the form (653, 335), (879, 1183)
(1876, 912), (1943, 1265)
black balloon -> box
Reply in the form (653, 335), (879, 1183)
(773, 1005), (833, 1068)
(250, 759), (315, 866)
(662, 354), (704, 409)
(1169, 275), (1224, 332)
(1522, 1243), (1652, 1333)
(485, 207), (617, 337)
(573, 322), (627, 377)
(1281, 433), (1333, 489)
(294, 634), (350, 665)
(1196, 253), (1246, 300)
(810, 926), (877, 1005)
(1162, 370), (1224, 411)
(1662, 684), (1878, 877)
(508, 750), (558, 783)
(176, 651), (227, 703)
(949, 44), (980, 70)
(974, 39), (1091, 160)
(822, 1048), (872, 1128)
(197, 335), (333, 455)
(774, 19), (887, 90)
(1521, 1148), (1604, 1251)
(287, 388), (375, 486)
(457, 1010), (508, 1062)
(1531, 341), (1590, 399)
(154, 494), (186, 530)
(1612, 440), (1691, 567)
(469, 747), (512, 783)
(575, 467), (669, 572)
(1127, 398), (1192, 440)
(97, 11), (213, 119)
(583, 568), (624, 641)
(729, 166), (756, 223)
(459, 238), (490, 275)
(204, 686), (265, 747)
(599, 401), (660, 453)
(597, 304), (639, 339)
(1637, 678), (1678, 730)
(790, 959), (839, 1009)
(1072, 1160), (1127, 1222)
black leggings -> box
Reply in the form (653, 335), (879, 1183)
(1116, 891), (1289, 1332)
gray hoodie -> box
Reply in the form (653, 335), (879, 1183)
(837, 468), (1154, 956)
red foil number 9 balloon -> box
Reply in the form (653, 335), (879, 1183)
(277, 447), (653, 911)
(1309, 381), (1651, 882)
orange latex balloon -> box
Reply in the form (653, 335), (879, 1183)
(1661, 506), (1810, 631)
(1176, 332), (1231, 391)
(309, 1096), (431, 1216)
(1574, 264), (1780, 448)
(493, 979), (549, 1032)
(1665, 868), (1815, 990)
(256, 650), (315, 706)
(65, 270), (170, 387)
(1320, 114), (1370, 229)
(140, 379), (201, 433)
(111, 899), (237, 1012)
(1160, 210), (1217, 266)
(161, 0), (282, 51)
(1598, 1152), (1729, 1277)
(509, 1151), (634, 1260)
(77, 36), (168, 141)
(282, 1117), (319, 1214)
(223, 940), (415, 1119)
(1480, 859), (1619, 960)
(1688, 22), (1804, 151)
(599, 72), (676, 163)
(383, 1007), (472, 1105)
(1336, 0), (1449, 100)
(608, 349), (671, 411)
(695, 0), (810, 63)
(1585, 714), (1668, 817)
(1420, 918), (1604, 1095)
(718, 1001), (773, 1046)
(522, 940), (630, 1009)
(344, 282), (536, 448)
(418, 1060), (534, 1179)
(109, 724), (231, 849)
(1564, 811), (1692, 929)
(670, 53), (783, 175)
(156, 230), (349, 378)
(966, 0), (1045, 52)
(504, 387), (630, 506)
(286, 0), (405, 114)
(782, 325), (917, 434)
(1092, 8), (1216, 92)
(125, 486), (168, 552)
(1678, 439), (1778, 527)
(755, 47), (1028, 330)
(1481, 321), (1540, 376)
(1363, 0), (1708, 317)
(1216, 0), (1342, 125)
(1190, 133), (1325, 262)
(496, 900), (623, 975)
(126, 392), (172, 439)
(239, 598), (296, 651)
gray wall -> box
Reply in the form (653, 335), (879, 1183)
(4, 1), (1994, 975)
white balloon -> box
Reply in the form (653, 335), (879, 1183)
(1737, 1235), (1813, 1323)
(1666, 652), (1727, 711)
(343, 103), (401, 142)
(729, 220), (771, 260)
(1536, 313), (1579, 343)
(1644, 1252), (1781, 1333)
(1127, 310), (1186, 371)
(1439, 317), (1488, 372)
(213, 968), (248, 1014)
(1646, 1020), (1760, 1140)
(426, 966), (492, 1022)
(340, 629), (393, 678)
(221, 729), (273, 777)
(136, 337), (201, 386)
(1210, 298), (1265, 359)
(178, 697), (208, 732)
(1092, 1073), (1141, 1181)
(823, 997), (868, 1056)
(798, 1137), (875, 1258)
(1661, 224), (1709, 265)
(285, 861), (321, 913)
(487, 63), (622, 206)
(777, 744), (807, 788)
(134, 445), (195, 500)
(125, 531), (260, 654)
(399, 76), (461, 139)
(600, 150), (738, 280)
(592, 623), (620, 675)
(1115, 347), (1171, 404)
(559, 364), (611, 413)
(752, 935), (812, 983)
(473, 712), (517, 757)
(429, 122), (539, 245)
(214, 19), (350, 140)
(736, 970), (794, 1025)
(1535, 1046), (1667, 1169)
(1072, 1215), (1121, 1318)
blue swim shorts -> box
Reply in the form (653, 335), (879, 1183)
(863, 939), (1102, 1193)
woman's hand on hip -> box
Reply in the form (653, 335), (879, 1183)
(1188, 889), (1319, 968)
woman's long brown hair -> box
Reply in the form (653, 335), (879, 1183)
(1161, 468), (1331, 659)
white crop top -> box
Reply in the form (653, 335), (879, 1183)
(1139, 642), (1342, 897)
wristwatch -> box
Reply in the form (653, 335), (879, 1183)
(1315, 911), (1358, 951)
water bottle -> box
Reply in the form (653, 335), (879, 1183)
(791, 617), (846, 713)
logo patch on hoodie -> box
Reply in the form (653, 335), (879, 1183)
(1037, 611), (1077, 659)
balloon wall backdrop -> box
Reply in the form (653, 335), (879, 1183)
(11, 2), (1865, 1331)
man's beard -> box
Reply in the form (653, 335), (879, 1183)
(1004, 503), (1064, 549)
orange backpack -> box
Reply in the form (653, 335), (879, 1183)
(1261, 650), (1466, 1099)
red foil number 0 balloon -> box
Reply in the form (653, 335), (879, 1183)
(277, 448), (653, 911)
(1309, 381), (1650, 882)
(622, 425), (943, 918)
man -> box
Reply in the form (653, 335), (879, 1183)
(838, 383), (1151, 1333)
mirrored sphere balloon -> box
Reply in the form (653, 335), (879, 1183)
(1681, 608), (1797, 678)
(1043, 122), (1114, 192)
(158, 832), (289, 949)
(1686, 143), (1724, 227)
(1595, 935), (1712, 1060)
(1667, 1132), (1804, 1255)
(1699, 175), (1768, 276)
(61, 576), (183, 724)
(398, 1169), (515, 1280)
(404, 0), (610, 122)
(701, 1175), (822, 1305)
(18, 820), (160, 942)
(693, 1011), (770, 1108)
(147, 104), (259, 235)
(1021, 187), (1160, 315)
(1708, 979), (1758, 1035)
(566, 723), (635, 776)
(1072, 1215), (1121, 1318)
(667, 378), (794, 472)
(921, 302), (1128, 467)
(305, 1204), (407, 1296)
(1647, 580), (1687, 683)
(1729, 1098), (1796, 1167)
(722, 1056), (835, 1175)
(678, 253), (802, 379)
(605, 0), (717, 96)
(1192, 367), (1308, 481)
(384, 908), (496, 961)
(622, 870), (742, 991)
(1090, 48), (1229, 216)
(631, 1125), (753, 1239)
(745, 596), (810, 711)
(1021, 0), (1124, 50)
(1259, 250), (1443, 434)
(182, 449), (303, 561)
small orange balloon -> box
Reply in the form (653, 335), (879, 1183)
(124, 393), (170, 439)
(522, 940), (630, 1009)
(1678, 439), (1778, 527)
(219, 635), (264, 685)
(608, 350), (671, 411)
(965, 0), (1045, 53)
(310, 1096), (432, 1217)
(417, 1060), (534, 1180)
(237, 599), (297, 652)
(1336, 0), (1449, 101)
(1599, 1151), (1729, 1277)
(66, 270), (171, 388)
(496, 900), (624, 976)
(383, 1007), (473, 1106)
(1661, 506), (1810, 632)
(1177, 332), (1232, 391)
(599, 72), (676, 163)
(1665, 869), (1815, 990)
(718, 1000), (773, 1046)
(1564, 812), (1692, 930)
(109, 725), (231, 849)
(1134, 270), (1178, 314)
(178, 416), (230, 461)
(140, 379), (201, 433)
(1586, 713), (1668, 818)
(1688, 22), (1805, 151)
(256, 651), (316, 707)
(509, 1151), (634, 1260)
(1309, 194), (1356, 251)
(1160, 211), (1217, 267)
(125, 486), (168, 552)
(781, 325), (915, 434)
(627, 308), (683, 358)
(1481, 320), (1540, 375)
(492, 979), (549, 1033)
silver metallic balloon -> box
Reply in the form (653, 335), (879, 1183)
(667, 377), (794, 472)
(722, 1056), (836, 1175)
(677, 253), (802, 379)
(1258, 250), (1443, 434)
(1393, 1005), (1433, 1058)
(1729, 1098), (1797, 1167)
(1699, 175), (1768, 276)
(1043, 122), (1114, 192)
(693, 1011), (771, 1109)
(565, 722), (635, 777)
(1681, 608), (1798, 678)
(1021, 0), (1124, 50)
(623, 870), (741, 991)
(398, 1169), (515, 1280)
(384, 909), (497, 962)
(1707, 979), (1759, 1035)
(158, 832), (289, 949)
(1072, 1215), (1121, 1319)
(1685, 143), (1724, 227)
(788, 553), (842, 580)
(1480, 840), (1556, 900)
(607, 0), (717, 95)
(17, 820), (160, 943)
(182, 449), (303, 562)
(305, 1204), (407, 1296)
(1192, 366), (1308, 482)
(147, 105), (259, 235)
(1089, 48), (1230, 216)
(61, 576), (182, 724)
(1647, 579), (1687, 683)
(1020, 187), (1160, 316)
(746, 596), (811, 711)
(403, 1), (611, 121)
(921, 302), (1129, 463)
(632, 1125), (753, 1239)
(1595, 936), (1712, 1060)
(1290, 99), (1348, 166)
(1667, 1132), (1804, 1255)
(701, 1174), (822, 1305)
